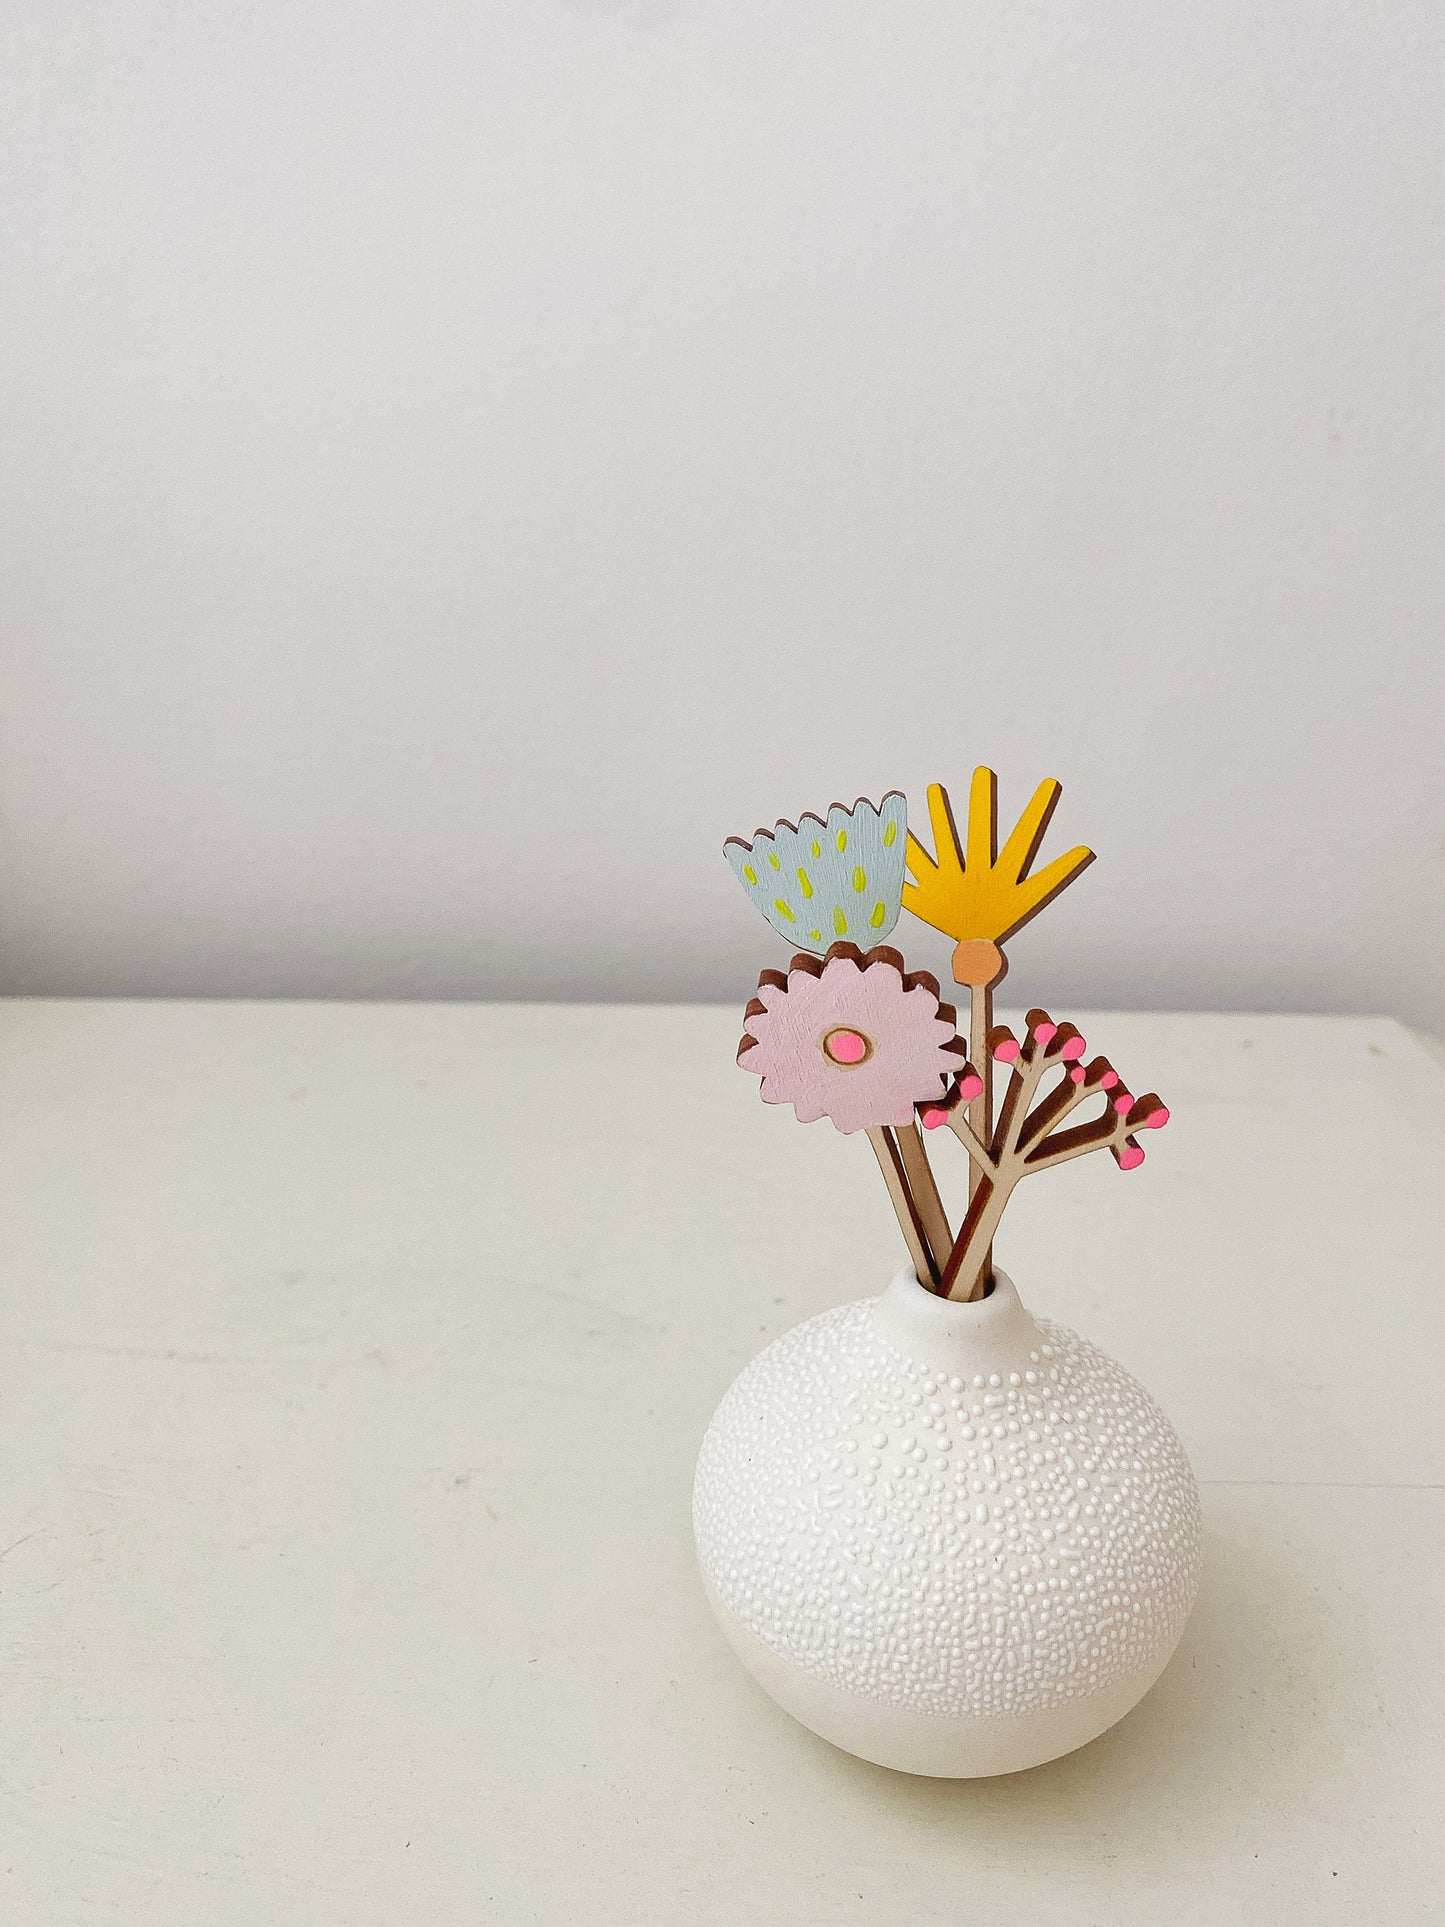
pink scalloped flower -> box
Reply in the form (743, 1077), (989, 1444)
(737, 946), (963, 1135)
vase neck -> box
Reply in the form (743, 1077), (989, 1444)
(870, 1266), (1042, 1378)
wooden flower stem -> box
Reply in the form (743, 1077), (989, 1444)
(948, 940), (1009, 1301)
(965, 982), (993, 1299)
(1024, 1115), (1128, 1170)
(895, 1121), (952, 1281)
(1025, 1093), (1163, 1172)
(940, 1019), (1053, 1301)
(941, 1103), (994, 1171)
(939, 1167), (1012, 1302)
(1019, 1054), (1112, 1152)
(866, 1126), (940, 1290)
(937, 1020), (1164, 1302)
(969, 983), (992, 1195)
(988, 1021), (1050, 1156)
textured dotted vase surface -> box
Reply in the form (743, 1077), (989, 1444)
(694, 1267), (1202, 1777)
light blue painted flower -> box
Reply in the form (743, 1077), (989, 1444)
(723, 793), (908, 951)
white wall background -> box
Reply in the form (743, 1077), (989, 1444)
(2, 2), (1442, 1026)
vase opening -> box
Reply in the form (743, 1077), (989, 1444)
(912, 1267), (996, 1302)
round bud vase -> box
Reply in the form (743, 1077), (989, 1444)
(693, 1266), (1202, 1778)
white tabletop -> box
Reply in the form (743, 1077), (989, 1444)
(2, 1000), (1442, 1924)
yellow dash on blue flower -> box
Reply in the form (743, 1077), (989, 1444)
(852, 866), (867, 893)
(742, 864), (757, 885)
(870, 901), (887, 928)
(774, 898), (796, 921)
(882, 819), (898, 847)
(833, 906), (847, 935)
(797, 869), (813, 899)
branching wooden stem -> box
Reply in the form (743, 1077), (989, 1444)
(933, 1013), (1168, 1301)
(943, 1105), (996, 1174)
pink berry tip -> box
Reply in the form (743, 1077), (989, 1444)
(920, 1107), (948, 1130)
(1114, 1091), (1133, 1114)
(1099, 1070), (1118, 1089)
(993, 1039), (1021, 1062)
(1061, 1035), (1086, 1060)
(1069, 1066), (1086, 1084)
(1145, 1105), (1170, 1129)
(1118, 1143), (1145, 1170)
(958, 1073), (984, 1101)
(1031, 1022), (1057, 1045)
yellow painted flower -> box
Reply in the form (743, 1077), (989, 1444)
(902, 768), (1093, 985)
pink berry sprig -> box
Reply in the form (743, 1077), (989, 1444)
(927, 1008), (1172, 1299)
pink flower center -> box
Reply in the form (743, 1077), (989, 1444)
(821, 1026), (871, 1066)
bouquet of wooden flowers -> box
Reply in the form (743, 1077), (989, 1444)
(725, 768), (1169, 1300)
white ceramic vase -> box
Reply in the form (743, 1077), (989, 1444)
(694, 1267), (1202, 1777)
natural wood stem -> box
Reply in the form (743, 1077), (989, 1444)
(866, 1126), (939, 1289)
(942, 1106), (996, 1173)
(1026, 1111), (1129, 1170)
(966, 981), (992, 1298)
(939, 1166), (1017, 1300)
(938, 1021), (1153, 1300)
(894, 1121), (951, 1283)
